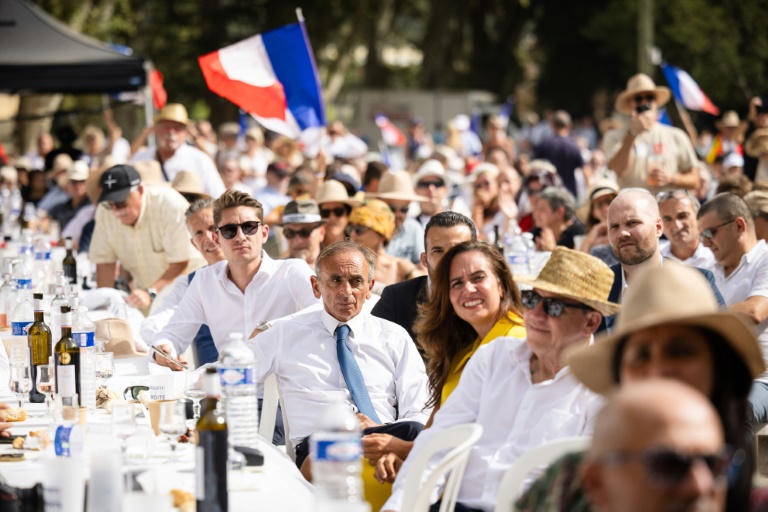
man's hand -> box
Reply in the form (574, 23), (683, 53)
(126, 289), (152, 310)
(363, 433), (412, 464)
(357, 413), (380, 431)
(629, 110), (655, 136)
(647, 165), (672, 187)
(375, 452), (404, 484)
(152, 344), (187, 371)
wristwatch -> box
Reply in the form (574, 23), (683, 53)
(147, 287), (158, 301)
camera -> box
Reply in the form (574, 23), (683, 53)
(636, 103), (652, 114)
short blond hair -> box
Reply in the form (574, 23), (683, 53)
(212, 190), (264, 229)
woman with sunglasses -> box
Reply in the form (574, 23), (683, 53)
(516, 263), (762, 512)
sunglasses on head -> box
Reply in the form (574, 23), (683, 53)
(599, 447), (738, 488)
(389, 204), (410, 214)
(698, 218), (736, 240)
(347, 225), (371, 236)
(521, 290), (592, 317)
(283, 224), (321, 240)
(217, 221), (262, 240)
(416, 179), (445, 189)
(101, 199), (130, 211)
(320, 207), (347, 218)
(634, 94), (656, 104)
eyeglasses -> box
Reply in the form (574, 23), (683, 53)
(217, 221), (262, 240)
(347, 225), (371, 236)
(475, 181), (491, 190)
(389, 204), (410, 214)
(123, 385), (150, 400)
(416, 180), (445, 189)
(283, 224), (321, 239)
(521, 290), (592, 317)
(634, 94), (656, 104)
(101, 199), (130, 211)
(320, 207), (347, 218)
(599, 447), (738, 488)
(698, 218), (736, 240)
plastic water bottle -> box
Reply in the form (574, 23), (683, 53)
(217, 332), (259, 448)
(0, 272), (16, 329)
(12, 259), (32, 295)
(505, 230), (531, 277)
(72, 298), (96, 412)
(311, 397), (364, 508)
(3, 189), (21, 240)
(33, 235), (53, 293)
(18, 230), (34, 271)
(10, 289), (33, 337)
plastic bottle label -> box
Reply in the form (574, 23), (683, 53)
(34, 252), (51, 261)
(73, 332), (95, 348)
(14, 278), (31, 290)
(11, 321), (30, 335)
(218, 367), (254, 386)
(54, 425), (83, 457)
(314, 438), (361, 462)
(508, 254), (529, 265)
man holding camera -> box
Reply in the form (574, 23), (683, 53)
(605, 73), (699, 192)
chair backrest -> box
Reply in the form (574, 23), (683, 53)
(493, 436), (591, 512)
(400, 423), (484, 512)
(258, 373), (279, 441)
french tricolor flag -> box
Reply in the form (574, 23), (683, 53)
(375, 114), (407, 146)
(660, 63), (720, 116)
(198, 21), (326, 138)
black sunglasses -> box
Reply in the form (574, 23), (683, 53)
(600, 447), (738, 488)
(521, 290), (592, 317)
(416, 180), (445, 189)
(389, 204), (410, 214)
(347, 225), (371, 236)
(217, 221), (262, 240)
(283, 224), (321, 240)
(634, 94), (656, 104)
(698, 218), (736, 240)
(123, 385), (150, 400)
(320, 207), (347, 218)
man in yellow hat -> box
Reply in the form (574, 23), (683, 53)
(604, 74), (699, 192)
(131, 103), (225, 198)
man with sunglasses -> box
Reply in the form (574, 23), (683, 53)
(279, 199), (326, 268)
(605, 73), (699, 191)
(583, 380), (729, 512)
(89, 164), (206, 312)
(697, 192), (768, 424)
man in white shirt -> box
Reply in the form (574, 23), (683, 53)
(131, 103), (226, 198)
(151, 190), (318, 368)
(697, 192), (768, 423)
(248, 240), (430, 478)
(657, 189), (716, 271)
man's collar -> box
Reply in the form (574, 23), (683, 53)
(320, 308), (366, 338)
(219, 250), (274, 284)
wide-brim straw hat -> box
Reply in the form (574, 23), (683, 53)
(516, 247), (621, 316)
(154, 103), (189, 125)
(567, 262), (765, 395)
(370, 170), (428, 203)
(576, 179), (620, 224)
(172, 170), (210, 199)
(97, 318), (147, 358)
(615, 73), (671, 115)
(716, 110), (741, 130)
(315, 180), (362, 208)
(745, 128), (768, 158)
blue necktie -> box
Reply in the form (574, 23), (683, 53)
(335, 324), (381, 423)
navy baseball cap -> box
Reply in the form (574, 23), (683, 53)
(98, 164), (142, 203)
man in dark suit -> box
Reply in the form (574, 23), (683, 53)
(372, 211), (476, 345)
(599, 189), (724, 332)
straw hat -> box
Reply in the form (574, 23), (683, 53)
(516, 247), (621, 316)
(315, 180), (362, 208)
(97, 318), (147, 358)
(154, 103), (189, 125)
(614, 73), (671, 115)
(349, 199), (396, 241)
(716, 110), (741, 130)
(171, 171), (210, 200)
(371, 170), (428, 203)
(131, 160), (167, 186)
(745, 128), (768, 158)
(567, 262), (765, 395)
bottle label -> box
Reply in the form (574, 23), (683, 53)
(313, 438), (361, 462)
(34, 299), (43, 312)
(11, 321), (30, 336)
(61, 313), (72, 328)
(56, 364), (76, 397)
(54, 425), (82, 457)
(34, 252), (51, 261)
(218, 367), (254, 387)
(14, 278), (31, 290)
(196, 446), (205, 499)
(73, 332), (95, 348)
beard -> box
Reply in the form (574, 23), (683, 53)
(611, 237), (656, 265)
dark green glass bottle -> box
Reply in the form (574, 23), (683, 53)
(53, 306), (80, 402)
(196, 368), (228, 512)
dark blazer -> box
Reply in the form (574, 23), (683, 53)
(598, 261), (726, 333)
(371, 275), (429, 344)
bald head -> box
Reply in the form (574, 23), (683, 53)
(607, 189), (663, 266)
(608, 188), (660, 221)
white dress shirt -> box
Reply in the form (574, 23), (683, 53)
(152, 252), (318, 357)
(249, 308), (431, 447)
(712, 240), (768, 382)
(383, 337), (603, 512)
(131, 144), (226, 198)
(660, 240), (716, 272)
(140, 272), (191, 342)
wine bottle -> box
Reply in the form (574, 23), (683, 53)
(27, 293), (50, 403)
(62, 237), (77, 286)
(54, 306), (80, 402)
(196, 368), (228, 512)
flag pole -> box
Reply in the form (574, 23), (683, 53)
(296, 8), (304, 22)
(672, 98), (698, 143)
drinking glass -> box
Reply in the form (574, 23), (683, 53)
(35, 364), (55, 413)
(53, 394), (80, 425)
(110, 300), (128, 320)
(94, 321), (111, 353)
(158, 400), (187, 459)
(10, 364), (31, 408)
(111, 403), (137, 455)
(184, 371), (205, 426)
(95, 352), (115, 389)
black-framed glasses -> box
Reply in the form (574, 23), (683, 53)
(347, 224), (371, 236)
(389, 204), (410, 214)
(320, 207), (347, 218)
(101, 199), (130, 211)
(217, 221), (262, 240)
(599, 447), (738, 488)
(123, 385), (149, 400)
(283, 224), (322, 240)
(634, 94), (656, 104)
(521, 290), (592, 317)
(416, 179), (445, 189)
(698, 218), (736, 240)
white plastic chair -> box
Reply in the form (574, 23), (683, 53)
(400, 423), (484, 512)
(258, 373), (279, 441)
(493, 436), (591, 512)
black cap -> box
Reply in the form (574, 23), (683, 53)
(98, 164), (141, 203)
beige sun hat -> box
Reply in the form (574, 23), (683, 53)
(615, 73), (671, 115)
(172, 170), (210, 200)
(576, 178), (620, 224)
(315, 179), (362, 208)
(516, 247), (621, 316)
(97, 318), (147, 358)
(567, 262), (765, 395)
(744, 190), (768, 218)
(154, 103), (189, 125)
(370, 170), (428, 203)
(716, 110), (741, 130)
(66, 160), (90, 182)
(745, 128), (768, 158)
(131, 160), (168, 186)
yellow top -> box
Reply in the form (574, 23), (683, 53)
(440, 311), (526, 405)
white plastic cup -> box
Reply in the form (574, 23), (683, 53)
(43, 456), (85, 512)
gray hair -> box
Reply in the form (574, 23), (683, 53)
(314, 240), (377, 282)
(185, 198), (214, 220)
(538, 187), (577, 221)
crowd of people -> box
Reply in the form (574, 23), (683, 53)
(2, 71), (768, 511)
